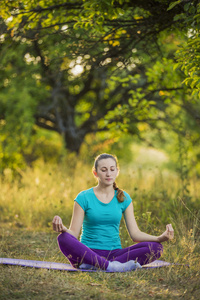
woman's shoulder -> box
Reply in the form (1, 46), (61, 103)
(123, 190), (132, 200)
(119, 191), (132, 212)
(75, 188), (94, 210)
(76, 187), (94, 198)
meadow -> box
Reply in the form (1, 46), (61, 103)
(0, 148), (200, 299)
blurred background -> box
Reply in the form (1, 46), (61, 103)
(0, 0), (199, 233)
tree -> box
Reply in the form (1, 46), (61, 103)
(171, 1), (200, 96)
(0, 0), (199, 168)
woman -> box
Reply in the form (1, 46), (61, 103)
(53, 153), (174, 272)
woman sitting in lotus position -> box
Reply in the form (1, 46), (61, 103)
(52, 153), (174, 272)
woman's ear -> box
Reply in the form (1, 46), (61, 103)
(93, 170), (98, 177)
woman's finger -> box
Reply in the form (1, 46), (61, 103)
(52, 216), (62, 232)
(168, 224), (174, 239)
(167, 224), (173, 232)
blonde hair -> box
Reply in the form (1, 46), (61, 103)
(94, 153), (125, 203)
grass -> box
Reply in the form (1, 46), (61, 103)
(0, 227), (199, 299)
(0, 149), (200, 299)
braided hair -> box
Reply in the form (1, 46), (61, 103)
(94, 153), (125, 203)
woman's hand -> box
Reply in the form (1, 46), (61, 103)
(52, 215), (67, 233)
(158, 224), (174, 243)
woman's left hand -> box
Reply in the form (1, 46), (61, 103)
(157, 224), (174, 243)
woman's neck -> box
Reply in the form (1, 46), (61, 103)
(94, 183), (114, 194)
(93, 184), (115, 204)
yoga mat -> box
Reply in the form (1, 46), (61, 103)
(0, 258), (172, 272)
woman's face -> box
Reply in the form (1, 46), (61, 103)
(94, 158), (118, 186)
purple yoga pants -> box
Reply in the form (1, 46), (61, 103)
(57, 232), (163, 270)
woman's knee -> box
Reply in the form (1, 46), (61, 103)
(154, 242), (163, 252)
(150, 242), (163, 256)
(57, 232), (71, 245)
(57, 231), (79, 248)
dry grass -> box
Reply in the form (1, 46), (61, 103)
(0, 153), (200, 299)
(0, 227), (199, 300)
(1, 153), (197, 230)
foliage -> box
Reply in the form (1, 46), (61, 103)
(169, 1), (200, 95)
(0, 0), (200, 171)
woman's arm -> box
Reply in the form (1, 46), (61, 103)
(52, 202), (84, 239)
(124, 202), (174, 243)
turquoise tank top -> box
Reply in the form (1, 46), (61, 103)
(74, 188), (132, 250)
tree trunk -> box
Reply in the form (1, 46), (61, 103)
(63, 130), (85, 153)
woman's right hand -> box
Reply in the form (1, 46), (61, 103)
(52, 215), (67, 232)
(157, 224), (174, 243)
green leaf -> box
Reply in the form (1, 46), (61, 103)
(167, 1), (181, 11)
(174, 13), (185, 21)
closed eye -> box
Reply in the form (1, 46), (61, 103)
(100, 166), (116, 172)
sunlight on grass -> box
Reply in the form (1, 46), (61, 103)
(0, 148), (199, 299)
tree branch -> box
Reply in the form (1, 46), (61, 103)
(35, 120), (59, 132)
(11, 2), (83, 16)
